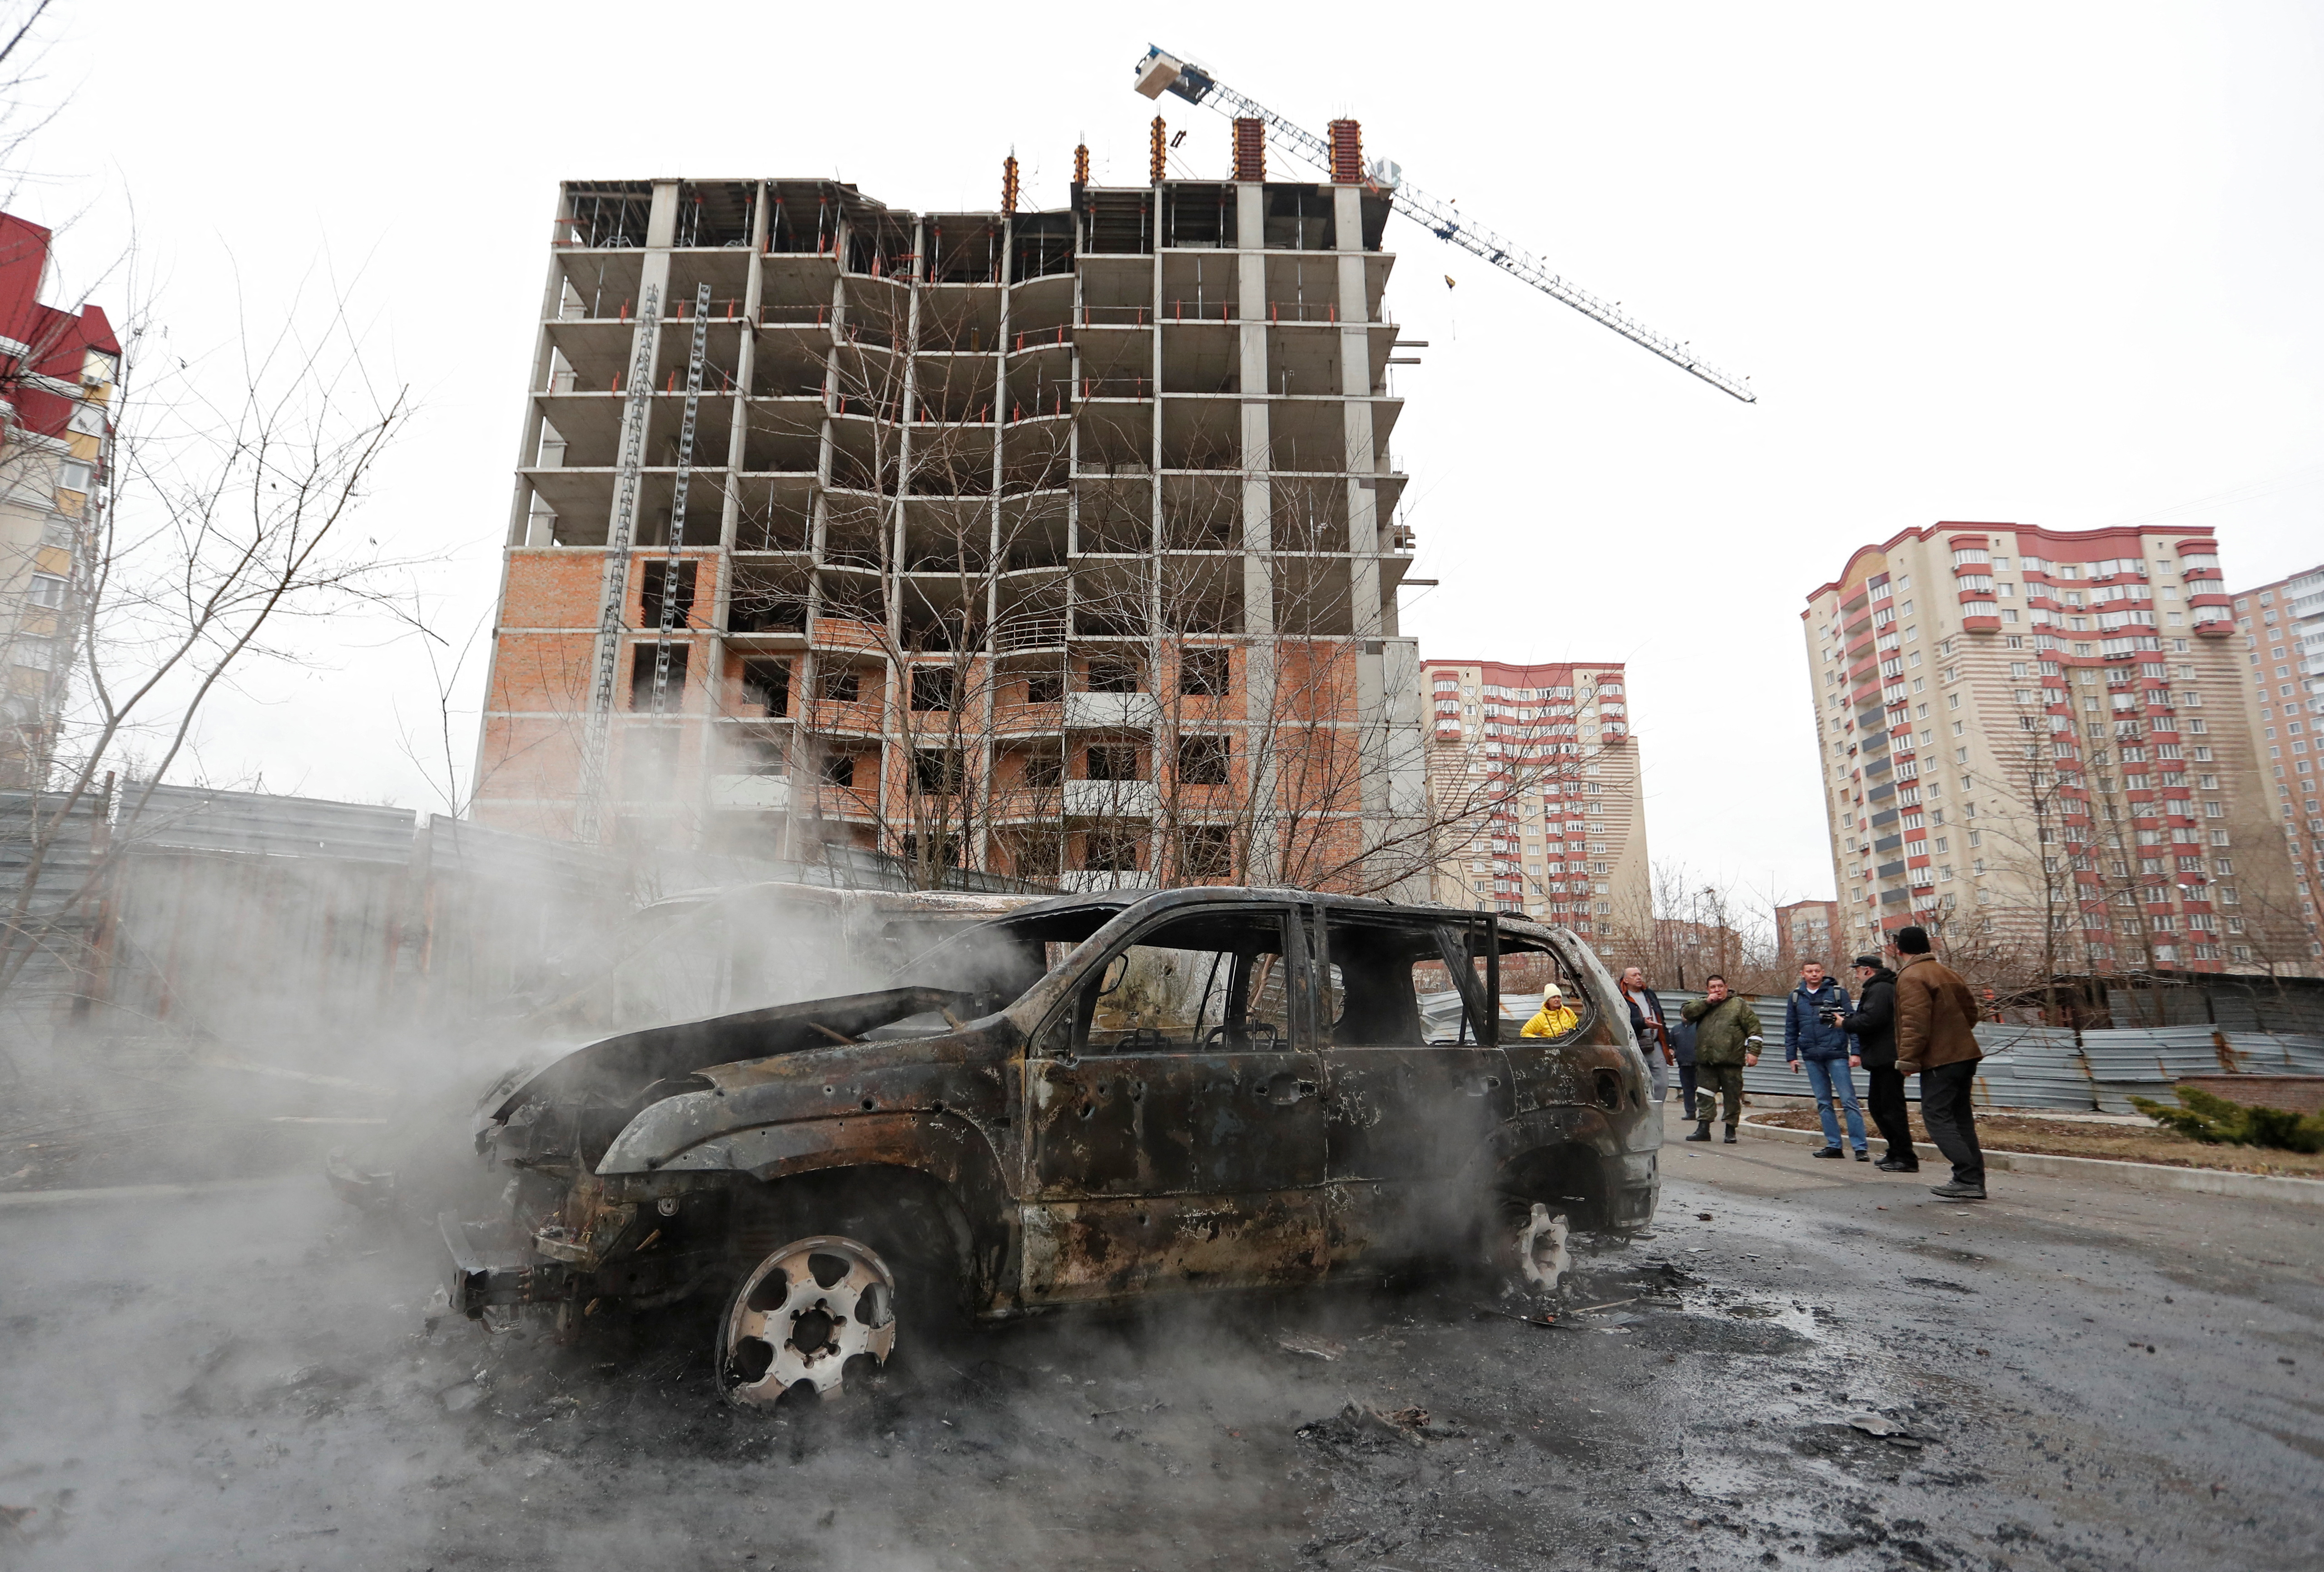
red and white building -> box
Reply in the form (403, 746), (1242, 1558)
(1420, 658), (1648, 941)
(1802, 522), (2310, 976)
(0, 212), (119, 787)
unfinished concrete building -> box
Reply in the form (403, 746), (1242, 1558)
(476, 124), (1431, 892)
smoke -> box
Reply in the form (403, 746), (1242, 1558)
(0, 1164), (1649, 1569)
(0, 835), (1672, 1567)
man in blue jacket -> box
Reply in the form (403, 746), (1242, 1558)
(1784, 960), (1868, 1160)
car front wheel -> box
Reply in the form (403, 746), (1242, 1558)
(715, 1234), (898, 1408)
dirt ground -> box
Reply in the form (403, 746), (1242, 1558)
(1752, 1104), (2324, 1177)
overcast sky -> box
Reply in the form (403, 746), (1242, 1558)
(19, 1), (2324, 908)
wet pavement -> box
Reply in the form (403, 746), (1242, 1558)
(0, 1105), (2317, 1571)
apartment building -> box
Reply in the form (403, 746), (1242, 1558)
(2231, 562), (2324, 965)
(1420, 658), (1648, 941)
(475, 123), (1431, 892)
(0, 213), (118, 787)
(1775, 898), (1842, 972)
(1802, 522), (2312, 977)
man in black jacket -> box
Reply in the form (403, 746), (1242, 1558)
(1841, 953), (1916, 1171)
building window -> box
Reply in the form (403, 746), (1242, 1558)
(1085, 743), (1140, 781)
(740, 658), (790, 717)
(1178, 824), (1232, 878)
(1180, 647), (1230, 696)
(1086, 657), (1142, 693)
(629, 644), (688, 711)
(910, 666), (957, 711)
(1176, 735), (1230, 785)
(1083, 826), (1141, 873)
(638, 560), (697, 628)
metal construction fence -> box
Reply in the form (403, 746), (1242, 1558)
(1604, 989), (2324, 1114)
(0, 783), (1055, 1057)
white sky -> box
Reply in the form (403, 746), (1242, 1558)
(19, 0), (2324, 907)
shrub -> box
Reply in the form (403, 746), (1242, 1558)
(2131, 1086), (2324, 1154)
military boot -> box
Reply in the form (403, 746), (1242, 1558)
(1683, 1122), (1711, 1142)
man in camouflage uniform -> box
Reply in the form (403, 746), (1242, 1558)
(1680, 974), (1764, 1145)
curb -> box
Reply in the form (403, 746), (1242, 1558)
(0, 1175), (303, 1213)
(1736, 1117), (2324, 1207)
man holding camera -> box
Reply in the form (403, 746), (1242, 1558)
(1784, 960), (1868, 1160)
(1840, 951), (1915, 1170)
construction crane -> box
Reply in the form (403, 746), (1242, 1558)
(1133, 47), (1755, 403)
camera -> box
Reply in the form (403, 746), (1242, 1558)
(1818, 1006), (1848, 1027)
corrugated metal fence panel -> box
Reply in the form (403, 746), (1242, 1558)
(2081, 1025), (2230, 1114)
(2080, 1026), (2233, 1080)
(2223, 1033), (2324, 1074)
(1967, 1026), (2095, 1112)
(1416, 990), (1532, 1041)
(119, 782), (421, 864)
(0, 793), (102, 919)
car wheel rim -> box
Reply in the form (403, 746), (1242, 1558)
(719, 1234), (898, 1407)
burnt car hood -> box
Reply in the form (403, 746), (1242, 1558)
(483, 985), (979, 1129)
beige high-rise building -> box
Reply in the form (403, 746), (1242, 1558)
(1419, 657), (1648, 945)
(2229, 562), (2324, 969)
(1801, 521), (2310, 978)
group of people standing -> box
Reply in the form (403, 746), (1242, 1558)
(1608, 927), (1990, 1202)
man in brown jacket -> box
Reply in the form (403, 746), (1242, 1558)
(1891, 924), (1986, 1199)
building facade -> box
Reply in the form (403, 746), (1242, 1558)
(0, 213), (118, 787)
(1419, 658), (1648, 943)
(2231, 562), (2324, 967)
(1802, 522), (2311, 978)
(475, 129), (1432, 893)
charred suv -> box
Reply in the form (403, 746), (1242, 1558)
(447, 889), (1660, 1406)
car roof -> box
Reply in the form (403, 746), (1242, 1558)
(996, 885), (1559, 940)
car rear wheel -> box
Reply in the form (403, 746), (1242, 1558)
(715, 1234), (898, 1408)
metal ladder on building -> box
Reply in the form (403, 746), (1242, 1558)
(577, 282), (716, 840)
(651, 284), (716, 714)
(576, 283), (665, 841)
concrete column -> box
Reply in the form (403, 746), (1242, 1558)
(1335, 187), (1381, 642)
(508, 197), (572, 547)
(1236, 181), (1277, 882)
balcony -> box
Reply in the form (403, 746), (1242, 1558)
(1064, 691), (1162, 730)
(1063, 778), (1160, 817)
(710, 775), (792, 811)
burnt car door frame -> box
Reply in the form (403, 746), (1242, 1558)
(1012, 897), (1330, 1304)
(1313, 907), (1516, 1271)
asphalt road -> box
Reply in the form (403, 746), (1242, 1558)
(0, 1106), (2316, 1571)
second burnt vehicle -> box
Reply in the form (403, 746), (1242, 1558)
(447, 888), (1661, 1407)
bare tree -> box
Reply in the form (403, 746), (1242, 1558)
(0, 269), (417, 1015)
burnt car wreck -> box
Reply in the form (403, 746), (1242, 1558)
(437, 889), (1661, 1407)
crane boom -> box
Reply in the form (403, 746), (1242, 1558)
(1134, 46), (1755, 404)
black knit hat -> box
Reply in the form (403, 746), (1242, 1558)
(1895, 925), (1932, 954)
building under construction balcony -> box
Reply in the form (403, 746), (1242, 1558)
(475, 124), (1430, 892)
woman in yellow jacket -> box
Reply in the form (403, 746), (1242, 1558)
(1521, 984), (1579, 1038)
